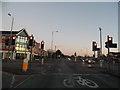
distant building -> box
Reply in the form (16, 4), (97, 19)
(32, 41), (40, 60)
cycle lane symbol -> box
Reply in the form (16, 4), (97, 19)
(63, 75), (99, 88)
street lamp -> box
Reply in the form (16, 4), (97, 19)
(8, 13), (14, 60)
(51, 31), (58, 51)
(99, 27), (102, 57)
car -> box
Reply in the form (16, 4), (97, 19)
(82, 59), (85, 62)
(84, 58), (89, 62)
(67, 57), (71, 61)
(87, 59), (95, 64)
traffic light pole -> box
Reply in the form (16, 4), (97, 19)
(107, 35), (110, 70)
(107, 35), (110, 57)
(94, 51), (95, 58)
(7, 31), (11, 60)
(108, 47), (110, 57)
(30, 46), (32, 69)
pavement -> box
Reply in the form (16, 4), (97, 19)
(2, 58), (55, 75)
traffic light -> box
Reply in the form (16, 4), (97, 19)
(5, 38), (10, 46)
(41, 41), (44, 50)
(12, 36), (16, 45)
(108, 36), (112, 45)
(92, 42), (97, 51)
(105, 36), (117, 48)
(28, 36), (34, 46)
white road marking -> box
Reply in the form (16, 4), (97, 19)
(14, 75), (33, 88)
(75, 76), (99, 88)
(10, 75), (15, 88)
(63, 79), (74, 88)
(63, 75), (99, 88)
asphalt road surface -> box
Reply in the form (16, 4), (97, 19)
(2, 58), (120, 88)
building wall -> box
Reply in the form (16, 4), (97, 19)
(0, 30), (42, 60)
(0, 33), (30, 60)
(32, 42), (40, 55)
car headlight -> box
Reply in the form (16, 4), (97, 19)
(88, 60), (91, 63)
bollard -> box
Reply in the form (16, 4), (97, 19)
(22, 58), (29, 72)
(41, 58), (44, 65)
(75, 56), (77, 62)
(100, 60), (103, 67)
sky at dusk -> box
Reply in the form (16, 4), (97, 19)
(2, 1), (118, 56)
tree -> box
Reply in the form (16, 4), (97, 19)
(55, 49), (63, 59)
(56, 49), (62, 56)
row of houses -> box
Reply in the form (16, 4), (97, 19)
(0, 28), (47, 60)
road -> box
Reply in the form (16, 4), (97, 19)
(2, 58), (120, 88)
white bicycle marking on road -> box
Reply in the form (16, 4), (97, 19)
(75, 76), (98, 88)
(63, 76), (99, 88)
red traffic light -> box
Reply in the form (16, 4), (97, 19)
(94, 43), (97, 46)
(41, 41), (44, 44)
(92, 41), (97, 51)
(12, 36), (16, 39)
(29, 36), (33, 40)
(108, 37), (112, 41)
(41, 41), (45, 49)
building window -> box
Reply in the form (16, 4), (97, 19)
(2, 43), (5, 48)
(2, 36), (5, 39)
(16, 44), (19, 47)
(0, 43), (2, 48)
(16, 36), (20, 42)
(25, 37), (27, 41)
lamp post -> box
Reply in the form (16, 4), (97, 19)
(51, 31), (58, 51)
(51, 31), (58, 59)
(8, 13), (14, 60)
(99, 27), (102, 58)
